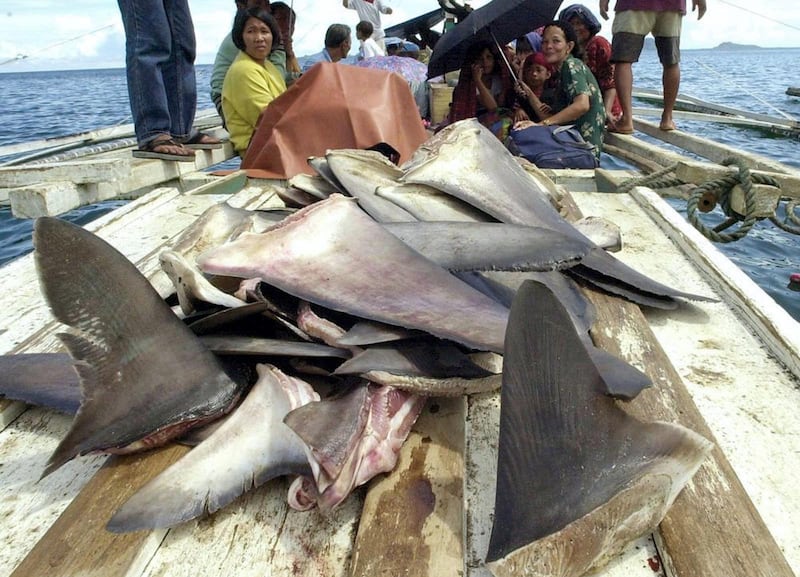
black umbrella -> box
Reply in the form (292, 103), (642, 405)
(384, 8), (446, 40)
(427, 0), (563, 78)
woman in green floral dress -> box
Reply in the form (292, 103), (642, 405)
(514, 20), (606, 158)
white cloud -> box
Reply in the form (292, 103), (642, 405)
(0, 0), (798, 72)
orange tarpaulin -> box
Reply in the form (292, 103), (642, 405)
(241, 62), (429, 179)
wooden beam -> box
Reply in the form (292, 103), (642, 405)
(602, 142), (668, 173)
(675, 160), (800, 201)
(7, 152), (239, 218)
(603, 131), (689, 168)
(0, 158), (127, 187)
(9, 446), (184, 577)
(350, 396), (466, 577)
(631, 107), (800, 134)
(632, 90), (800, 128)
(632, 119), (794, 173)
(0, 108), (221, 161)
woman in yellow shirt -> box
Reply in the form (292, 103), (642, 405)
(222, 7), (287, 155)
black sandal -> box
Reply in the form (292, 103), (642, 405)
(132, 136), (196, 162)
(183, 132), (223, 150)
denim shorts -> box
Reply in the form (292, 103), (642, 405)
(611, 10), (682, 65)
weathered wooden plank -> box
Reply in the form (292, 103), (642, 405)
(350, 397), (465, 577)
(675, 160), (800, 201)
(633, 89), (800, 127)
(9, 446), (187, 577)
(0, 158), (127, 187)
(602, 142), (668, 173)
(0, 108), (220, 161)
(139, 478), (362, 577)
(603, 130), (689, 169)
(631, 107), (800, 134)
(632, 118), (794, 173)
(7, 143), (235, 218)
(629, 186), (800, 379)
(0, 407), (106, 576)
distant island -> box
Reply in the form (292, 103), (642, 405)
(714, 42), (761, 50)
(642, 39), (764, 51)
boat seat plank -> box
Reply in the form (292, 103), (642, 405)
(6, 143), (234, 218)
(350, 397), (466, 577)
(0, 158), (128, 187)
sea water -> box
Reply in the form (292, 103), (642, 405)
(0, 50), (798, 320)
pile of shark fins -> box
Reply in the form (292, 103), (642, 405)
(12, 119), (716, 567)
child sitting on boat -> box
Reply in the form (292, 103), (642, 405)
(513, 51), (555, 123)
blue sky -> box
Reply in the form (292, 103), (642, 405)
(1, 0), (798, 72)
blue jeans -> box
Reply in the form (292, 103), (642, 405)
(117, 0), (197, 147)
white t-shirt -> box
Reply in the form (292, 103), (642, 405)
(344, 0), (391, 40)
(359, 37), (385, 59)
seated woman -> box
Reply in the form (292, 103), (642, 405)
(446, 41), (516, 140)
(222, 7), (288, 156)
(559, 3), (622, 125)
(514, 20), (606, 159)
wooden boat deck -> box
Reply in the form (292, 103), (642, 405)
(0, 126), (799, 577)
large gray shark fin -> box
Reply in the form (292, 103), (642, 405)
(34, 217), (242, 477)
(486, 279), (712, 576)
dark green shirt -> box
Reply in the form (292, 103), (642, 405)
(552, 55), (606, 157)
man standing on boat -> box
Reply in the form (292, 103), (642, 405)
(118, 0), (222, 162)
(599, 0), (706, 134)
(343, 0), (393, 51)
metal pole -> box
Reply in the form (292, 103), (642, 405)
(490, 28), (518, 83)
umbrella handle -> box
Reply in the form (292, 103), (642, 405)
(490, 29), (518, 84)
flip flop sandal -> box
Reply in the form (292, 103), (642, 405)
(607, 126), (635, 135)
(133, 137), (196, 162)
(183, 132), (223, 150)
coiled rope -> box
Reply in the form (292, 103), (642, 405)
(618, 156), (789, 243)
(770, 199), (800, 235)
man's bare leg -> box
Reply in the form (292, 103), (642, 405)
(661, 62), (680, 130)
(612, 61), (634, 133)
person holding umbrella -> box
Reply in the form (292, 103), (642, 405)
(514, 20), (606, 158)
(445, 40), (516, 139)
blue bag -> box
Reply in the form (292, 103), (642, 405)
(506, 124), (599, 169)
